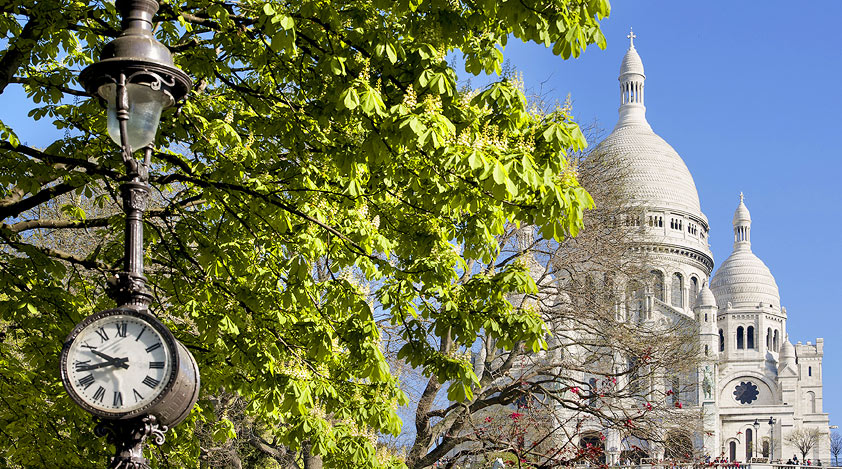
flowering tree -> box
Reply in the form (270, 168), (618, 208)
(0, 0), (610, 467)
(394, 134), (704, 468)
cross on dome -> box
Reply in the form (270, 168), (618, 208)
(740, 192), (744, 203)
(627, 28), (636, 48)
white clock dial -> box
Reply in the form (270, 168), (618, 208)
(64, 314), (173, 414)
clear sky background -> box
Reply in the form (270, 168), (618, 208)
(1, 0), (839, 438)
(475, 1), (842, 428)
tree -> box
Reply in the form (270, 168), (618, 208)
(392, 124), (704, 468)
(786, 428), (824, 462)
(830, 431), (841, 466)
(0, 0), (610, 467)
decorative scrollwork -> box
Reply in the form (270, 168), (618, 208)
(126, 187), (149, 211)
(94, 415), (169, 469)
(106, 272), (152, 307)
(127, 69), (177, 101)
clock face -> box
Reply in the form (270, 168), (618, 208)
(62, 311), (175, 416)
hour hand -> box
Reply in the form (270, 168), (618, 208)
(76, 358), (129, 371)
(89, 349), (130, 369)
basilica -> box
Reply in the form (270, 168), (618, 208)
(591, 33), (831, 464)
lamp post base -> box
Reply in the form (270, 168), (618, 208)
(94, 415), (168, 469)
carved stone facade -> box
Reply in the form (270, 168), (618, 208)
(586, 35), (831, 464)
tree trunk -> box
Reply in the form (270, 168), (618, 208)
(303, 443), (323, 469)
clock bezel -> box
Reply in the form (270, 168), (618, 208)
(60, 306), (180, 420)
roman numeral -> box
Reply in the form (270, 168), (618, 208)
(114, 322), (127, 338)
(149, 361), (165, 369)
(74, 360), (91, 372)
(135, 326), (146, 342)
(81, 342), (96, 349)
(78, 374), (95, 389)
(133, 388), (144, 402)
(95, 327), (109, 342)
(92, 386), (105, 403)
(142, 376), (160, 388)
(145, 342), (161, 353)
(113, 391), (123, 407)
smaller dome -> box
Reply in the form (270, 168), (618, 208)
(711, 196), (780, 309)
(695, 284), (717, 308)
(620, 46), (645, 78)
(778, 339), (796, 371)
(780, 339), (795, 359)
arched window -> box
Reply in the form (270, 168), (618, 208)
(806, 391), (817, 413)
(736, 326), (745, 349)
(762, 439), (769, 458)
(747, 326), (755, 349)
(705, 345), (709, 356)
(626, 281), (642, 319)
(719, 329), (725, 352)
(671, 273), (683, 308)
(808, 366), (812, 377)
(588, 377), (598, 405)
(651, 270), (664, 302)
(585, 276), (597, 307)
(773, 330), (779, 351)
(746, 428), (753, 461)
(766, 328), (772, 349)
(690, 277), (699, 309)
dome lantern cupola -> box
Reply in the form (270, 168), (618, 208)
(617, 28), (648, 128)
(733, 192), (751, 248)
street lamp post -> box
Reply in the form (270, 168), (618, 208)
(769, 417), (776, 463)
(59, 1), (198, 468)
(753, 419), (760, 461)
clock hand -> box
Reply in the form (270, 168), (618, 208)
(89, 349), (130, 369)
(76, 358), (129, 371)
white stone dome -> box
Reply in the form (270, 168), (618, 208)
(710, 196), (781, 310)
(590, 33), (713, 273)
(696, 284), (717, 308)
(780, 339), (795, 359)
(593, 127), (703, 215)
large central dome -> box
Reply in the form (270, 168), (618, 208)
(594, 127), (703, 215)
(593, 37), (705, 218)
(590, 35), (712, 270)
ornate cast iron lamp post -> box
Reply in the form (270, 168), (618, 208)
(59, 1), (198, 467)
(769, 417), (776, 462)
(753, 419), (760, 460)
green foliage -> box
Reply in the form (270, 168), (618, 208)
(0, 0), (608, 466)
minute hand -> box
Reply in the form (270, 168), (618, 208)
(89, 349), (130, 369)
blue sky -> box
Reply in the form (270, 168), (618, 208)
(479, 1), (841, 427)
(2, 0), (839, 436)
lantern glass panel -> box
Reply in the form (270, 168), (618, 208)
(100, 83), (169, 151)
